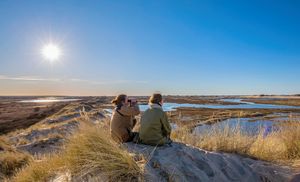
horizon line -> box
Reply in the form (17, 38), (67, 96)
(1, 94), (299, 97)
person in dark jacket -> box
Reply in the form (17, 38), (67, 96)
(110, 94), (140, 143)
(139, 93), (172, 146)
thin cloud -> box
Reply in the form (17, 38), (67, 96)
(70, 78), (148, 85)
(0, 75), (148, 85)
(0, 75), (60, 82)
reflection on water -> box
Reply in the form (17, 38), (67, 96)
(138, 104), (177, 111)
(19, 98), (81, 103)
(139, 99), (299, 111)
(103, 109), (113, 117)
(220, 99), (255, 104)
(193, 118), (275, 135)
(105, 99), (300, 113)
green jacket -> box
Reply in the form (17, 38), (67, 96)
(139, 104), (172, 146)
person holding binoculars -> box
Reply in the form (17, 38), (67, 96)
(110, 94), (140, 143)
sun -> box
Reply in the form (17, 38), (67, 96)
(41, 43), (62, 61)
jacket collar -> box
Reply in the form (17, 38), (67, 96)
(149, 103), (163, 110)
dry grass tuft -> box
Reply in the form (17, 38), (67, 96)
(12, 116), (141, 182)
(12, 155), (63, 182)
(279, 122), (300, 159)
(172, 119), (300, 163)
(65, 123), (141, 181)
(0, 137), (32, 181)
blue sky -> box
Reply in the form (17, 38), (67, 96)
(0, 0), (299, 96)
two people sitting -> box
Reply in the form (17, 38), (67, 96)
(110, 93), (172, 146)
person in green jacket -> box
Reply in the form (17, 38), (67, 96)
(139, 93), (172, 146)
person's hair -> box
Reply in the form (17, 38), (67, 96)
(111, 94), (127, 106)
(149, 93), (162, 104)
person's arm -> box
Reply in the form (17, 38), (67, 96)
(119, 104), (140, 116)
(161, 112), (172, 136)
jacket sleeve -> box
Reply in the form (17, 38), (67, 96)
(120, 104), (140, 116)
(161, 112), (172, 136)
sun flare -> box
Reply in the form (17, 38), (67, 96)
(41, 43), (62, 61)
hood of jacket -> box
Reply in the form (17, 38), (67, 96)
(149, 103), (163, 110)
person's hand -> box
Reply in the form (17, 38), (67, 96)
(129, 98), (138, 106)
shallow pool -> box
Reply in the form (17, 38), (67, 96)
(193, 118), (275, 135)
(138, 99), (300, 112)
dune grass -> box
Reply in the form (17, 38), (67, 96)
(12, 117), (142, 182)
(0, 137), (32, 181)
(64, 122), (141, 181)
(172, 119), (300, 163)
(11, 155), (64, 182)
(9, 110), (300, 181)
